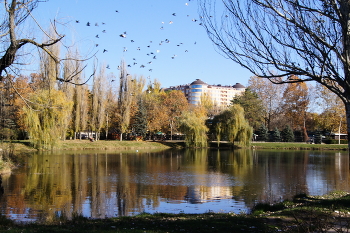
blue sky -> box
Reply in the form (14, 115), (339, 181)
(32, 0), (253, 88)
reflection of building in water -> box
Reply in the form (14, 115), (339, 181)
(185, 185), (233, 204)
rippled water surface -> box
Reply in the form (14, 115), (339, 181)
(1, 149), (349, 222)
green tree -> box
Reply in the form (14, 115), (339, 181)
(257, 124), (268, 142)
(23, 89), (73, 149)
(200, 0), (350, 148)
(179, 106), (208, 147)
(281, 125), (295, 142)
(132, 98), (148, 139)
(231, 88), (265, 130)
(271, 127), (281, 142)
(213, 104), (253, 146)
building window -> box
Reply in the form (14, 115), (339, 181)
(191, 85), (203, 88)
(191, 89), (202, 92)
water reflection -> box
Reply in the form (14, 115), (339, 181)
(0, 149), (349, 222)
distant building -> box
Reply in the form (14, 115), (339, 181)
(165, 79), (246, 107)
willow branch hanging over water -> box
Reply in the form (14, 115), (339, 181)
(23, 89), (73, 149)
(213, 104), (253, 147)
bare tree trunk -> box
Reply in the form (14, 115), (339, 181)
(345, 103), (350, 151)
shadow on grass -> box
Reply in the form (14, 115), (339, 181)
(2, 213), (272, 233)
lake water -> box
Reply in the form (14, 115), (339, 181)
(0, 148), (349, 222)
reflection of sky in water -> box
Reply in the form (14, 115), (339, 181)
(131, 172), (241, 187)
(2, 150), (350, 222)
(139, 197), (248, 215)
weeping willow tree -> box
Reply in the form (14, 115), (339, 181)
(213, 104), (253, 147)
(179, 106), (209, 148)
(23, 89), (73, 149)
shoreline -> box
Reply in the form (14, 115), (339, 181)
(1, 140), (349, 152)
(0, 191), (349, 232)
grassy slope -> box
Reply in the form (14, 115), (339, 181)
(251, 142), (348, 150)
(4, 140), (349, 152)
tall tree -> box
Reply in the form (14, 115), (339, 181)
(248, 76), (285, 130)
(282, 75), (310, 131)
(116, 60), (133, 141)
(144, 80), (168, 135)
(163, 90), (189, 140)
(231, 88), (265, 130)
(199, 0), (350, 149)
(131, 98), (148, 139)
(315, 83), (346, 134)
(91, 65), (107, 140)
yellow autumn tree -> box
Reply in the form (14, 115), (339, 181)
(23, 89), (73, 149)
(179, 106), (209, 147)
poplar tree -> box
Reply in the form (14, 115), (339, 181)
(117, 60), (133, 141)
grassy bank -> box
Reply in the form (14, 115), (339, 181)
(1, 140), (175, 152)
(251, 142), (349, 150)
(1, 191), (349, 232)
(1, 140), (349, 152)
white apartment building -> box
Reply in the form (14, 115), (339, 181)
(165, 79), (246, 107)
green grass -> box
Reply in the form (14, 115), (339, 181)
(3, 140), (349, 152)
(251, 142), (349, 150)
(1, 140), (174, 152)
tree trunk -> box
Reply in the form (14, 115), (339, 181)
(345, 102), (350, 152)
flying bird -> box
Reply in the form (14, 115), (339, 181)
(76, 20), (80, 23)
(106, 65), (110, 69)
(102, 30), (106, 33)
(120, 34), (126, 38)
(103, 49), (108, 53)
(86, 22), (90, 26)
(172, 13), (176, 16)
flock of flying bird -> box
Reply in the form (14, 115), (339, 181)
(74, 1), (203, 75)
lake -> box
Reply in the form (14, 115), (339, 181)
(0, 148), (349, 222)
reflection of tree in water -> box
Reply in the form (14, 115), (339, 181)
(0, 175), (4, 196)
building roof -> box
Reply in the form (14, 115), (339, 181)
(232, 83), (245, 88)
(190, 79), (208, 85)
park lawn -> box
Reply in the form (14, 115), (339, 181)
(251, 142), (349, 150)
(1, 140), (349, 152)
